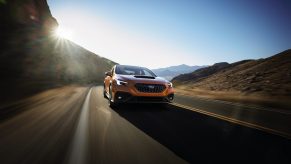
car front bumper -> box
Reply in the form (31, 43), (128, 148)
(113, 91), (174, 103)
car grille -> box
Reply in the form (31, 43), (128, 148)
(135, 83), (166, 93)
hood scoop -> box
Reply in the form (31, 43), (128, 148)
(134, 75), (156, 79)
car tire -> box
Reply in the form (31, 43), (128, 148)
(103, 85), (107, 98)
(108, 85), (117, 108)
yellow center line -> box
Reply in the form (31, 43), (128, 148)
(171, 102), (291, 140)
(175, 93), (291, 115)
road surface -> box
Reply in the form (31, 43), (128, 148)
(173, 93), (291, 138)
(0, 86), (290, 163)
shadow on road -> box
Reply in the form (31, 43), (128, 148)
(113, 103), (291, 163)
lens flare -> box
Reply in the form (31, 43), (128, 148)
(54, 26), (74, 40)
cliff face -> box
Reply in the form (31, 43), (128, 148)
(0, 0), (116, 103)
(0, 0), (57, 35)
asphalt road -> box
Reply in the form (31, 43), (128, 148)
(0, 86), (290, 163)
(173, 94), (291, 138)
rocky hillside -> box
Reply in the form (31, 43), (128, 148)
(153, 64), (206, 80)
(172, 50), (291, 97)
(0, 0), (116, 103)
(172, 62), (231, 83)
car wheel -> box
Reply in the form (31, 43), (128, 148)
(103, 84), (107, 98)
(108, 85), (117, 108)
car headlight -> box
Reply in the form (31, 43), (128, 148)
(167, 82), (173, 88)
(116, 79), (128, 86)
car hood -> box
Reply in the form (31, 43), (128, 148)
(116, 74), (168, 84)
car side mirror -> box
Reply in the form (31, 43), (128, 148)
(105, 71), (112, 77)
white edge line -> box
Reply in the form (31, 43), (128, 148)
(67, 88), (92, 164)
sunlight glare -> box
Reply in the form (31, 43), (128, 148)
(54, 26), (74, 40)
(53, 9), (196, 68)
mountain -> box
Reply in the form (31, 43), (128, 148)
(172, 50), (291, 97)
(172, 61), (251, 84)
(0, 0), (116, 103)
(152, 64), (206, 80)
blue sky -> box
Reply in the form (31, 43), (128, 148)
(48, 0), (291, 68)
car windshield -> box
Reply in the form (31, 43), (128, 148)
(115, 65), (156, 77)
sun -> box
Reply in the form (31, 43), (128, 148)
(54, 26), (74, 40)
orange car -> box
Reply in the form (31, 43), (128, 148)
(103, 64), (174, 107)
